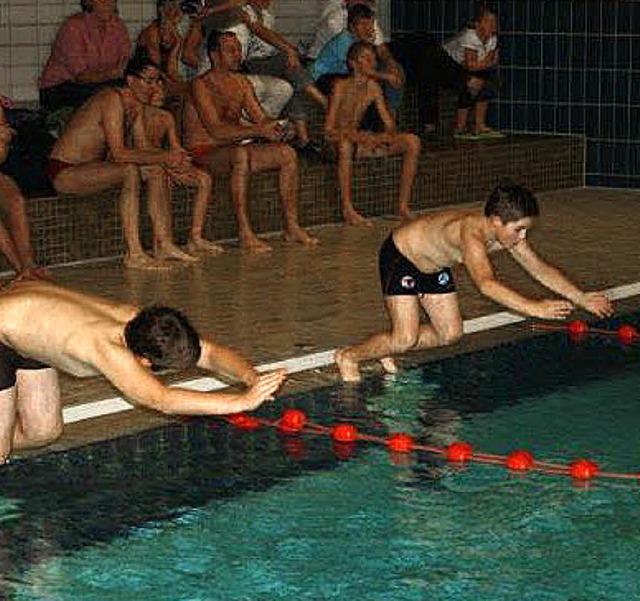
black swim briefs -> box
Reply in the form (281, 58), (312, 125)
(379, 235), (456, 296)
(0, 343), (50, 392)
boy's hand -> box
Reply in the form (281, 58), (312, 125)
(239, 369), (287, 411)
(580, 292), (614, 318)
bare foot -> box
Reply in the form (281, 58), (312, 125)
(335, 348), (361, 383)
(187, 237), (225, 255)
(124, 253), (174, 271)
(283, 227), (319, 246)
(380, 356), (398, 374)
(155, 245), (200, 263)
(241, 235), (273, 254)
(343, 211), (374, 228)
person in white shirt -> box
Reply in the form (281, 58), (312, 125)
(421, 6), (502, 138)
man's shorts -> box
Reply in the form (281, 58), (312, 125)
(0, 343), (50, 392)
(379, 235), (456, 296)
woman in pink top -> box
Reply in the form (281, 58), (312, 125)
(39, 0), (131, 112)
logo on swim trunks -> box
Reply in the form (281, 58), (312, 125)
(400, 276), (416, 290)
(438, 272), (450, 286)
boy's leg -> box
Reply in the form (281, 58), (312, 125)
(246, 144), (318, 246)
(336, 295), (422, 383)
(13, 368), (62, 452)
(0, 388), (17, 464)
(416, 292), (463, 349)
(180, 169), (224, 254)
(143, 165), (198, 263)
(337, 138), (374, 227)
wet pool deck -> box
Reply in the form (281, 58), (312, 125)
(10, 186), (640, 456)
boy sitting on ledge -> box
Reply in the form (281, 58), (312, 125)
(324, 41), (420, 227)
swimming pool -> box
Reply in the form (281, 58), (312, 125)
(2, 315), (640, 600)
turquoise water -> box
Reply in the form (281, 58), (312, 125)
(2, 323), (640, 600)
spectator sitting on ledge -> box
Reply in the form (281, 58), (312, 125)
(39, 0), (131, 113)
(0, 100), (47, 283)
(421, 5), (503, 139)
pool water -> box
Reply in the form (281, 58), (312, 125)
(2, 317), (640, 600)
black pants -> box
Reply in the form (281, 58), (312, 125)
(418, 44), (499, 128)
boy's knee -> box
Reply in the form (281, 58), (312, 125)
(23, 419), (63, 448)
(438, 327), (463, 347)
(403, 133), (421, 154)
(390, 331), (419, 354)
(467, 77), (484, 94)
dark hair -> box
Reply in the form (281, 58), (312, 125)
(346, 41), (375, 72)
(80, 0), (93, 12)
(206, 28), (231, 56)
(124, 306), (202, 371)
(484, 182), (539, 223)
(347, 3), (375, 29)
(124, 48), (156, 78)
(474, 3), (496, 23)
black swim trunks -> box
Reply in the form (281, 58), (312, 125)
(379, 235), (456, 296)
(0, 343), (50, 392)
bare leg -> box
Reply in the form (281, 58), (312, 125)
(337, 138), (373, 228)
(145, 166), (198, 263)
(186, 169), (224, 255)
(336, 293), (462, 383)
(53, 161), (167, 270)
(303, 83), (328, 111)
(12, 369), (63, 451)
(455, 107), (469, 131)
(231, 147), (273, 254)
(395, 133), (420, 219)
(275, 145), (318, 245)
(0, 388), (16, 463)
(0, 174), (40, 276)
(474, 100), (489, 132)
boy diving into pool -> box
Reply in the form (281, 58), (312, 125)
(336, 182), (614, 383)
(0, 280), (286, 463)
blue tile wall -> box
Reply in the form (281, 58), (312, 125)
(391, 0), (639, 188)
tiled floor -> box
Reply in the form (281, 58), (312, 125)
(10, 187), (640, 455)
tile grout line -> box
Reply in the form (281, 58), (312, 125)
(62, 282), (640, 425)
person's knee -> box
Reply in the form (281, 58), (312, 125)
(437, 325), (463, 347)
(403, 133), (421, 155)
(22, 418), (63, 448)
(196, 170), (212, 190)
(231, 147), (250, 174)
(467, 77), (484, 95)
(390, 330), (420, 353)
(278, 144), (297, 164)
(337, 138), (353, 158)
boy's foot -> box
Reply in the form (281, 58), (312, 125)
(474, 126), (505, 138)
(187, 238), (225, 255)
(380, 356), (398, 374)
(241, 235), (273, 254)
(335, 348), (361, 383)
(283, 227), (319, 246)
(156, 245), (200, 263)
(343, 210), (374, 228)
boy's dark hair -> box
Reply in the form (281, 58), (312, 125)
(80, 0), (93, 12)
(346, 41), (375, 71)
(124, 48), (155, 78)
(347, 3), (375, 28)
(207, 29), (230, 56)
(474, 3), (496, 22)
(484, 182), (539, 223)
(124, 306), (202, 371)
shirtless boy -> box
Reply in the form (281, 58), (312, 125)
(336, 183), (613, 382)
(324, 41), (420, 226)
(47, 53), (197, 270)
(0, 104), (46, 281)
(183, 29), (317, 253)
(0, 280), (286, 462)
(134, 85), (224, 255)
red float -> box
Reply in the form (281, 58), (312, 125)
(569, 459), (599, 480)
(617, 324), (637, 345)
(331, 423), (359, 443)
(568, 320), (588, 336)
(387, 433), (415, 453)
(278, 408), (308, 433)
(226, 413), (261, 431)
(506, 450), (535, 471)
(446, 441), (473, 463)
